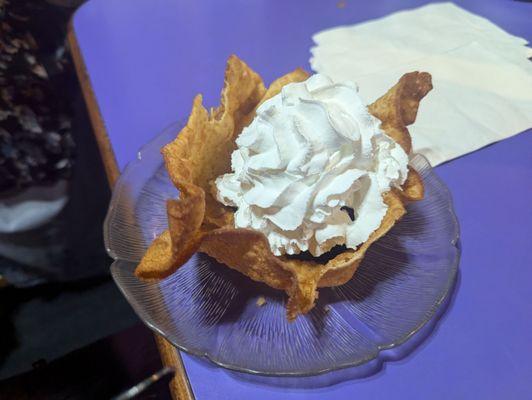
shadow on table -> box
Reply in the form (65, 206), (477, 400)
(226, 267), (461, 389)
(194, 217), (414, 331)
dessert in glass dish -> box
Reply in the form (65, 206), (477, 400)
(136, 55), (432, 320)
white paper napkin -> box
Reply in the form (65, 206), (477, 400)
(310, 2), (532, 166)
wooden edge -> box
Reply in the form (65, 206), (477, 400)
(67, 20), (120, 187)
(67, 19), (194, 400)
(155, 335), (195, 400)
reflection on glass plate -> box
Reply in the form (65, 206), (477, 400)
(104, 122), (460, 376)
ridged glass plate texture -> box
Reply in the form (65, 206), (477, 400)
(104, 122), (460, 376)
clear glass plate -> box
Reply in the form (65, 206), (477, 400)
(104, 122), (460, 376)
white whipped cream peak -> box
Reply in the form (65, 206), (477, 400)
(215, 74), (408, 256)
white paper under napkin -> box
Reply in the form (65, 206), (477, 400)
(0, 180), (67, 233)
(310, 2), (532, 166)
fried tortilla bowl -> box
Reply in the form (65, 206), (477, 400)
(136, 55), (432, 320)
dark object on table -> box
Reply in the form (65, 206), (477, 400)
(0, 0), (135, 379)
(0, 0), (113, 287)
(0, 92), (112, 287)
(0, 0), (77, 193)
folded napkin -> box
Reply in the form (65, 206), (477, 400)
(310, 2), (532, 166)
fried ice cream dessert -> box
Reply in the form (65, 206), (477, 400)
(136, 55), (432, 320)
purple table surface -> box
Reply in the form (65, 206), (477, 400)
(72, 0), (532, 399)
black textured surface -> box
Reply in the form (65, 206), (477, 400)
(0, 277), (140, 379)
(0, 0), (77, 192)
(0, 323), (169, 400)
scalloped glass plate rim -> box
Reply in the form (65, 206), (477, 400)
(104, 121), (461, 377)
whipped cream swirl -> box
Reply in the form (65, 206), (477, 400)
(215, 74), (408, 256)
